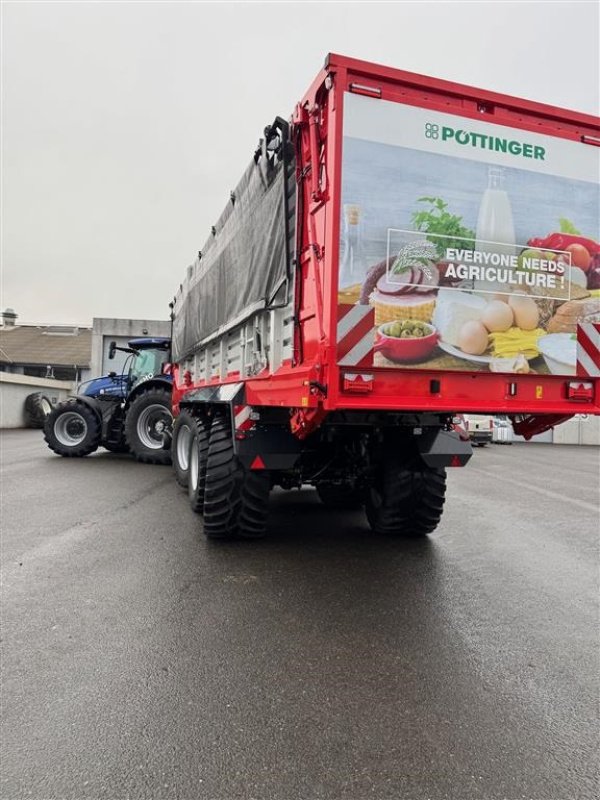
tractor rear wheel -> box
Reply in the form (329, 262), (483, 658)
(125, 386), (173, 465)
(44, 401), (101, 457)
(202, 414), (270, 539)
(24, 392), (53, 429)
(365, 455), (446, 537)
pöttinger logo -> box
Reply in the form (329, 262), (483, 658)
(424, 123), (439, 140)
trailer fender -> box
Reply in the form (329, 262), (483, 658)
(180, 383), (301, 469)
(416, 428), (473, 468)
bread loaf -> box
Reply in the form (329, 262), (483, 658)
(547, 298), (600, 333)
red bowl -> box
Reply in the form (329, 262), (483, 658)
(374, 321), (439, 363)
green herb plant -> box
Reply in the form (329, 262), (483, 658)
(411, 197), (475, 259)
(558, 218), (581, 236)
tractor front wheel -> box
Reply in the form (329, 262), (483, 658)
(44, 402), (101, 457)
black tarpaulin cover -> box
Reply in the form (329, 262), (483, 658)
(173, 155), (287, 362)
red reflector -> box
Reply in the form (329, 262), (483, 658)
(250, 455), (266, 470)
(449, 455), (464, 467)
(343, 373), (374, 393)
(567, 381), (594, 401)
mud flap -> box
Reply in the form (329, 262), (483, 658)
(416, 428), (473, 468)
(236, 426), (301, 471)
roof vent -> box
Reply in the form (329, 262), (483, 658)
(1, 308), (18, 327)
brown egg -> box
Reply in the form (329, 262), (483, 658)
(482, 300), (514, 332)
(508, 295), (539, 330)
(458, 320), (489, 355)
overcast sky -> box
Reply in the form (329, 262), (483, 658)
(2, 0), (599, 326)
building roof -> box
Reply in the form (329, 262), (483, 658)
(0, 325), (92, 367)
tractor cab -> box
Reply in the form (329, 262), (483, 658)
(79, 337), (170, 399)
(124, 338), (171, 392)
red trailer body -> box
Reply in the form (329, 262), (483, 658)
(171, 54), (600, 539)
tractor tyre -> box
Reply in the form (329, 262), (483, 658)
(43, 401), (101, 457)
(202, 414), (270, 540)
(188, 418), (209, 513)
(125, 386), (173, 465)
(316, 483), (362, 510)
(172, 410), (196, 488)
(365, 455), (446, 538)
(24, 392), (53, 429)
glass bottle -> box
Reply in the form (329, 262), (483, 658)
(475, 167), (516, 258)
(340, 204), (368, 288)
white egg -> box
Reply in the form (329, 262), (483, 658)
(482, 300), (514, 333)
(458, 320), (489, 355)
(508, 295), (540, 331)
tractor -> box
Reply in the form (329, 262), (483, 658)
(43, 337), (173, 464)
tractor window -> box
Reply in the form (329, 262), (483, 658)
(130, 349), (164, 385)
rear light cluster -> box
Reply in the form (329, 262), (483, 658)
(567, 381), (594, 401)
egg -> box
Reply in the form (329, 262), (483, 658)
(508, 295), (540, 331)
(482, 300), (514, 332)
(458, 320), (489, 355)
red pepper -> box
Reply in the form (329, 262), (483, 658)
(527, 232), (600, 254)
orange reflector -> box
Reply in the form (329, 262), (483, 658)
(250, 455), (266, 470)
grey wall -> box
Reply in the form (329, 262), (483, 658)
(90, 317), (170, 377)
(0, 373), (73, 428)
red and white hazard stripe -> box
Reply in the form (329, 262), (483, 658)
(337, 304), (375, 368)
(576, 322), (600, 377)
(234, 404), (254, 434)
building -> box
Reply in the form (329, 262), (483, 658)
(0, 309), (92, 382)
(90, 317), (171, 377)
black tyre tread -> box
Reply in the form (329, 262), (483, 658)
(202, 415), (270, 540)
(24, 392), (52, 429)
(238, 471), (271, 538)
(43, 401), (101, 458)
(124, 387), (172, 465)
(172, 411), (195, 488)
(316, 483), (362, 510)
(366, 457), (446, 537)
(188, 419), (208, 513)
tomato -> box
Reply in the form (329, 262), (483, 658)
(565, 243), (592, 271)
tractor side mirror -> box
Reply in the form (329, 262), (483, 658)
(108, 341), (117, 360)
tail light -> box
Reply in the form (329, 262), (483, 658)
(567, 381), (594, 401)
(489, 419), (494, 429)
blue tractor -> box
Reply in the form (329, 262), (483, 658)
(43, 337), (173, 464)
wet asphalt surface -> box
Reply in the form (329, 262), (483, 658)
(1, 430), (599, 800)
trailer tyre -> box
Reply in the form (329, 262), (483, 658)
(316, 483), (362, 510)
(365, 456), (446, 537)
(203, 414), (270, 539)
(188, 418), (209, 513)
(125, 386), (173, 465)
(24, 392), (53, 429)
(43, 401), (101, 457)
(172, 410), (196, 488)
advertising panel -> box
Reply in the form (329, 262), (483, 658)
(337, 93), (600, 376)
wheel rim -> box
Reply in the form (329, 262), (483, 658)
(136, 404), (173, 450)
(189, 436), (199, 490)
(176, 424), (192, 471)
(54, 411), (88, 446)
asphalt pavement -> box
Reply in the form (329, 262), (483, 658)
(1, 430), (599, 800)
